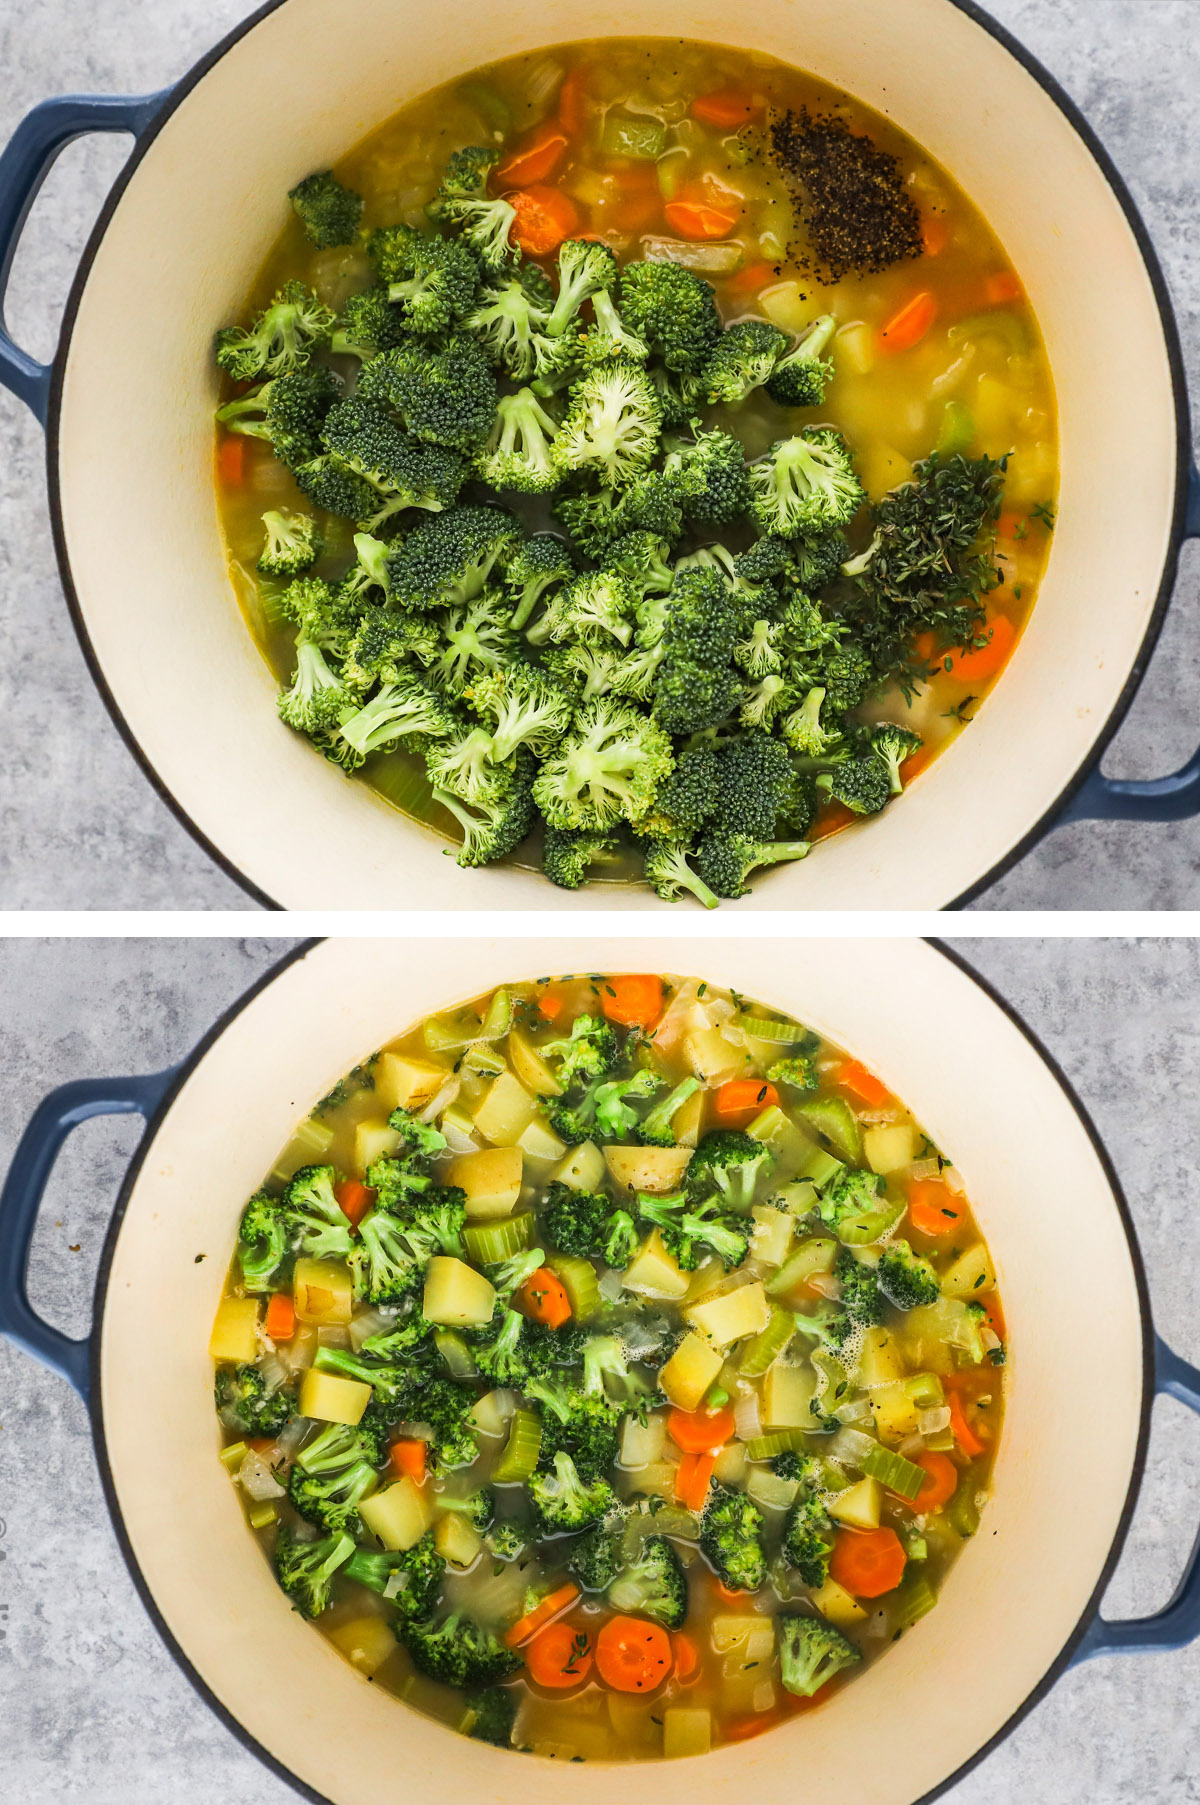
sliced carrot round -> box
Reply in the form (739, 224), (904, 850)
(507, 185), (581, 257)
(335, 1177), (374, 1228)
(829, 1527), (907, 1599)
(594, 1615), (674, 1693)
(905, 1177), (962, 1238)
(672, 1632), (700, 1684)
(600, 974), (665, 1029)
(908, 1451), (958, 1512)
(664, 198), (737, 240)
(667, 1404), (736, 1453)
(496, 123), (569, 188)
(526, 1619), (593, 1689)
(712, 1078), (779, 1128)
(879, 290), (937, 352)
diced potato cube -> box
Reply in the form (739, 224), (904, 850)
(870, 1383), (921, 1445)
(835, 320), (876, 377)
(828, 1475), (883, 1530)
(762, 1360), (816, 1429)
(471, 1071), (538, 1145)
(685, 1281), (770, 1350)
(326, 1615), (397, 1677)
(750, 1205), (793, 1270)
(209, 1296), (260, 1363)
(354, 1117), (402, 1173)
(549, 1141), (606, 1191)
(712, 1614), (763, 1651)
(507, 1027), (562, 1097)
(293, 1257), (354, 1325)
(518, 1119), (568, 1163)
(857, 1324), (906, 1386)
(660, 1331), (724, 1411)
(445, 1146), (523, 1220)
(359, 1477), (432, 1551)
(623, 1229), (691, 1300)
(663, 1706), (711, 1758)
(298, 1367), (372, 1425)
(423, 1256), (496, 1327)
(434, 1510), (483, 1567)
(374, 1051), (449, 1114)
(863, 1123), (917, 1176)
(604, 1143), (693, 1194)
(682, 1028), (744, 1083)
(811, 1577), (869, 1625)
(673, 1087), (705, 1147)
(607, 1694), (663, 1755)
(941, 1241), (996, 1299)
(469, 1389), (515, 1438)
(759, 280), (810, 334)
(619, 1461), (676, 1501)
(620, 1410), (667, 1468)
(713, 1442), (748, 1487)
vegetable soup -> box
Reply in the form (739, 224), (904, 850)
(213, 38), (1057, 905)
(210, 973), (1006, 1759)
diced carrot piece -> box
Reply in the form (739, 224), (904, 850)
(906, 1177), (962, 1237)
(557, 65), (589, 136)
(724, 1713), (778, 1741)
(899, 747), (932, 782)
(507, 185), (581, 256)
(723, 259), (777, 295)
(496, 122), (569, 188)
(390, 1438), (427, 1484)
(536, 989), (566, 1022)
(921, 212), (950, 256)
(942, 613), (1017, 683)
(667, 1404), (736, 1453)
(263, 1293), (295, 1342)
(663, 198), (738, 240)
(834, 1058), (890, 1110)
(984, 269), (1024, 306)
(672, 1632), (700, 1683)
(335, 1178), (374, 1229)
(504, 1582), (580, 1648)
(879, 290), (938, 352)
(677, 1450), (715, 1513)
(607, 193), (665, 235)
(712, 1077), (779, 1129)
(517, 1266), (572, 1329)
(947, 1390), (986, 1458)
(217, 435), (245, 487)
(600, 974), (665, 1029)
(691, 88), (763, 129)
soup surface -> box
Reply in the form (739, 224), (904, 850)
(213, 38), (1057, 904)
(210, 973), (1006, 1759)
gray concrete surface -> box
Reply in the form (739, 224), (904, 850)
(0, 935), (1198, 1800)
(0, 1), (1198, 909)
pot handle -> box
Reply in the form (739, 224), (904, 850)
(0, 89), (170, 423)
(1059, 460), (1200, 823)
(0, 1068), (177, 1401)
(1072, 1333), (1200, 1661)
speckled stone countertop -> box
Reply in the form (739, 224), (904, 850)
(0, 0), (1197, 908)
(0, 935), (1198, 1800)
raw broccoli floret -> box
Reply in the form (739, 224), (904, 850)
(215, 281), (335, 381)
(387, 332), (500, 455)
(402, 1611), (523, 1687)
(288, 1420), (381, 1533)
(553, 358), (662, 485)
(823, 756), (891, 817)
(237, 1190), (288, 1290)
(466, 1687), (519, 1747)
(555, 471), (686, 557)
(277, 572), (364, 654)
(765, 314), (837, 408)
(467, 664), (575, 759)
(216, 365), (341, 467)
(462, 265), (563, 380)
(791, 529), (851, 592)
(664, 426), (754, 526)
(608, 1535), (688, 1629)
(257, 508), (323, 577)
(428, 146), (519, 267)
(474, 387), (561, 492)
(321, 397), (466, 517)
(750, 428), (865, 537)
(699, 1484), (767, 1591)
(871, 723), (924, 795)
(876, 1238), (940, 1310)
(605, 530), (675, 595)
(425, 726), (508, 805)
(528, 569), (639, 650)
(330, 286), (408, 359)
(528, 1450), (618, 1532)
(694, 829), (810, 899)
(542, 825), (618, 890)
(548, 239), (648, 364)
(505, 533), (576, 629)
(649, 362), (707, 428)
(335, 673), (457, 766)
(701, 320), (787, 406)
(434, 751), (537, 866)
(633, 744), (719, 841)
(777, 1614), (862, 1697)
(652, 568), (745, 736)
(643, 839), (720, 910)
(273, 1525), (355, 1619)
(638, 1076), (702, 1146)
(386, 232), (481, 333)
(711, 730), (792, 842)
(780, 686), (842, 761)
(532, 698), (673, 832)
(293, 455), (381, 522)
(215, 1363), (293, 1436)
(288, 170), (363, 248)
(276, 640), (352, 738)
(421, 592), (517, 697)
(388, 505), (520, 611)
(688, 1129), (774, 1209)
(569, 1517), (625, 1592)
(281, 1164), (354, 1261)
(835, 1246), (884, 1324)
(619, 260), (721, 373)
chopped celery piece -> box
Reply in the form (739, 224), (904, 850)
(924, 1426), (956, 1452)
(656, 148), (686, 198)
(423, 990), (511, 1054)
(766, 1236), (837, 1300)
(747, 1105), (788, 1144)
(948, 309), (1029, 353)
(547, 1252), (600, 1322)
(894, 1573), (938, 1628)
(248, 1500), (279, 1530)
(798, 1145), (844, 1190)
(462, 1045), (507, 1077)
(946, 1485), (981, 1538)
(836, 1199), (905, 1247)
(256, 579), (292, 628)
(738, 1304), (795, 1377)
(462, 1211), (536, 1264)
(602, 111), (668, 159)
(456, 81), (512, 135)
(480, 988), (514, 1040)
(435, 1329), (477, 1380)
(736, 1015), (805, 1043)
(424, 1016), (480, 1053)
(905, 1533), (928, 1562)
(862, 1443), (926, 1501)
(493, 1408), (542, 1483)
(219, 1440), (248, 1472)
(937, 400), (974, 456)
(771, 1179), (819, 1216)
(743, 1428), (808, 1461)
(798, 1097), (862, 1165)
(905, 1372), (945, 1409)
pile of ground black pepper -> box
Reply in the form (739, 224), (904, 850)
(766, 106), (924, 283)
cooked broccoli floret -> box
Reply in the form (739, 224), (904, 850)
(694, 829), (810, 899)
(237, 1190), (288, 1290)
(601, 1210), (639, 1269)
(215, 281), (335, 381)
(473, 1308), (532, 1384)
(486, 1520), (532, 1562)
(309, 1344), (417, 1415)
(764, 315), (837, 409)
(749, 429), (865, 538)
(473, 387), (561, 492)
(689, 1129), (774, 1209)
(533, 698), (673, 832)
(362, 1304), (435, 1358)
(215, 1363), (293, 1436)
(330, 286), (408, 359)
(643, 839), (720, 910)
(466, 1687), (519, 1747)
(699, 1484), (767, 1591)
(216, 365), (341, 468)
(569, 1516), (625, 1591)
(767, 1053), (820, 1093)
(591, 1070), (662, 1140)
(434, 753), (537, 867)
(273, 1525), (355, 1619)
(528, 1449), (618, 1532)
(288, 170), (363, 248)
(636, 1191), (751, 1270)
(505, 533), (576, 630)
(553, 358), (662, 485)
(288, 1420), (381, 1533)
(349, 1209), (424, 1304)
(539, 1014), (621, 1084)
(835, 1246), (884, 1324)
(541, 1182), (611, 1256)
(608, 1535), (688, 1629)
(542, 825), (618, 890)
(257, 508), (324, 578)
(388, 505), (520, 612)
(402, 1611), (523, 1687)
(335, 673), (457, 766)
(525, 1375), (620, 1478)
(876, 1238), (940, 1310)
(711, 731), (792, 842)
(467, 664), (575, 759)
(664, 426), (754, 526)
(281, 1164), (354, 1261)
(346, 1528), (446, 1621)
(582, 1334), (653, 1408)
(385, 232), (481, 333)
(777, 1614), (862, 1697)
(638, 1076), (702, 1146)
(823, 756), (891, 817)
(620, 260), (721, 373)
(817, 1169), (888, 1242)
(871, 723), (924, 795)
(428, 147), (519, 267)
(701, 320), (787, 407)
(485, 1246), (548, 1305)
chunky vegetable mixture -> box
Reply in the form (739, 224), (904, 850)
(211, 974), (1006, 1758)
(214, 39), (1057, 903)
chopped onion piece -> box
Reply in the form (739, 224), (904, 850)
(733, 1388), (762, 1442)
(864, 1608), (891, 1641)
(809, 1271), (841, 1300)
(258, 1351), (289, 1394)
(835, 1396), (873, 1425)
(275, 1416), (312, 1458)
(420, 1076), (459, 1124)
(909, 1157), (941, 1183)
(641, 235), (744, 274)
(918, 1406), (951, 1437)
(898, 1433), (926, 1460)
(828, 1427), (876, 1469)
(238, 1450), (286, 1501)
(349, 1308), (394, 1351)
(597, 1268), (626, 1304)
(981, 1326), (1002, 1352)
(752, 1681), (777, 1713)
(942, 1166), (966, 1195)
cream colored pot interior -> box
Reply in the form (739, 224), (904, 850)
(56, 0), (1177, 908)
(100, 937), (1143, 1805)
